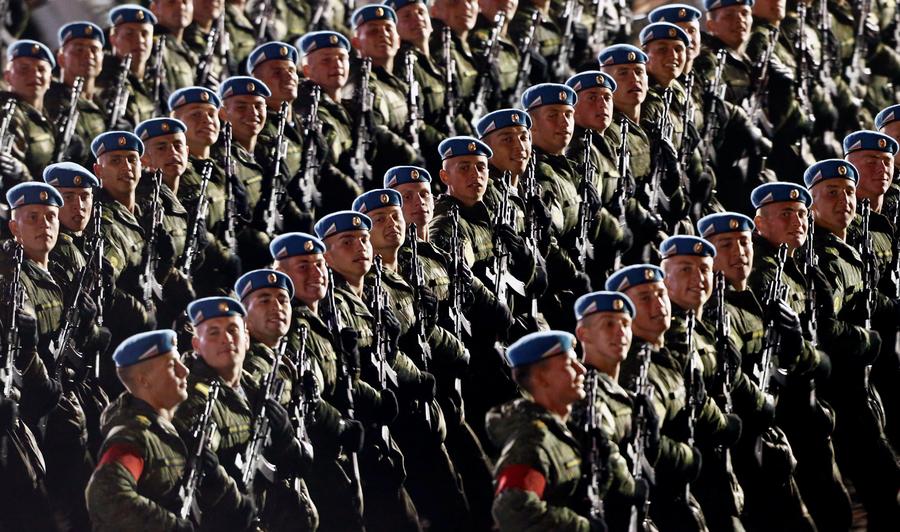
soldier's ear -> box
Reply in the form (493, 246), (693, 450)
(439, 168), (450, 186)
(218, 106), (227, 121)
(574, 323), (588, 345)
(301, 63), (311, 79)
(191, 333), (200, 355)
(7, 219), (18, 240)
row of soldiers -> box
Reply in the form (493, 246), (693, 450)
(0, 0), (899, 531)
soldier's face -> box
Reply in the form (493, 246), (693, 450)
(397, 2), (432, 43)
(577, 311), (633, 369)
(645, 39), (686, 86)
(220, 95), (266, 141)
(674, 21), (701, 64)
(663, 255), (713, 311)
(369, 205), (406, 253)
(484, 125), (531, 176)
(193, 316), (248, 374)
(626, 282), (671, 340)
(152, 0), (194, 32)
(174, 102), (221, 148)
(254, 59), (299, 104)
(192, 0), (223, 24)
(95, 150), (142, 198)
(603, 63), (647, 110)
(276, 254), (328, 306)
(434, 0), (479, 33)
(244, 287), (292, 345)
(302, 48), (349, 92)
(706, 6), (753, 50)
(709, 231), (753, 286)
(353, 20), (400, 62)
(58, 38), (104, 80)
(440, 155), (489, 206)
(881, 122), (900, 165)
(847, 150), (894, 200)
(110, 23), (154, 67)
(752, 0), (785, 23)
(396, 182), (434, 229)
(532, 351), (586, 405)
(811, 180), (857, 233)
(574, 87), (614, 133)
(58, 187), (93, 233)
(9, 204), (59, 256)
(755, 202), (808, 250)
(529, 104), (574, 155)
(478, 0), (519, 20)
(324, 230), (374, 281)
(4, 57), (52, 102)
(142, 351), (189, 408)
(142, 132), (189, 182)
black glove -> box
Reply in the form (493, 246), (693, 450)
(0, 153), (25, 184)
(496, 223), (531, 269)
(64, 136), (87, 162)
(301, 370), (320, 411)
(418, 286), (438, 331)
(230, 176), (251, 220)
(415, 372), (437, 402)
(863, 330), (882, 366)
(155, 227), (176, 272)
(526, 193), (551, 229)
(714, 413), (743, 448)
(457, 260), (476, 309)
(338, 419), (365, 452)
(376, 388), (399, 424)
(172, 518), (196, 532)
(339, 328), (361, 376)
(161, 271), (197, 315)
(614, 226), (634, 253)
(634, 394), (660, 462)
(686, 446), (703, 482)
(567, 271), (592, 295)
(766, 299), (803, 362)
(580, 179), (602, 217)
(264, 398), (294, 445)
(382, 307), (402, 357)
(0, 397), (18, 433)
(17, 310), (38, 353)
(76, 292), (98, 334)
(198, 447), (228, 493)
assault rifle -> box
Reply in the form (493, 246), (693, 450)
(179, 161), (213, 278)
(403, 50), (421, 151)
(576, 131), (597, 269)
(52, 76), (84, 163)
(758, 243), (788, 394)
(178, 381), (220, 521)
(107, 54), (132, 129)
(221, 122), (238, 254)
(296, 84), (323, 209)
(350, 58), (373, 186)
(442, 27), (459, 136)
(469, 12), (505, 119)
(139, 170), (164, 307)
(262, 101), (289, 234)
(628, 343), (654, 532)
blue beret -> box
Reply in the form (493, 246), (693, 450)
(843, 130), (899, 155)
(505, 330), (577, 368)
(384, 0), (423, 10)
(605, 265), (665, 292)
(58, 21), (105, 47)
(43, 162), (100, 188)
(91, 131), (144, 158)
(270, 232), (326, 260)
(660, 235), (716, 259)
(704, 0), (754, 10)
(235, 269), (294, 300)
(640, 22), (690, 46)
(352, 4), (397, 29)
(353, 188), (403, 214)
(6, 182), (64, 209)
(574, 291), (636, 320)
(187, 297), (247, 326)
(803, 159), (858, 188)
(248, 42), (300, 73)
(113, 329), (177, 368)
(135, 118), (187, 142)
(168, 86), (221, 110)
(384, 165), (431, 188)
(476, 109), (533, 138)
(7, 40), (55, 68)
(565, 71), (617, 93)
(315, 210), (373, 239)
(648, 3), (702, 22)
(522, 83), (577, 110)
(219, 76), (272, 100)
(297, 31), (351, 55)
(751, 182), (813, 208)
(438, 136), (493, 160)
(875, 104), (900, 130)
(598, 44), (648, 66)
(696, 212), (755, 238)
(108, 5), (157, 26)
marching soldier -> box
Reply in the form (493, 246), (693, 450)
(487, 330), (605, 531)
(184, 0), (228, 87)
(150, 0), (200, 93)
(223, 0), (257, 73)
(85, 329), (254, 531)
(44, 22), (107, 168)
(0, 40), (57, 193)
(429, 0), (480, 117)
(471, 0), (522, 108)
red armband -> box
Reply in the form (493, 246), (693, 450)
(495, 464), (547, 499)
(98, 443), (145, 482)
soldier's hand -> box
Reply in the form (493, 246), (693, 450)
(579, 179), (602, 216)
(419, 286), (439, 331)
(16, 310), (38, 354)
(687, 446), (703, 482)
(76, 292), (99, 333)
(382, 307), (402, 356)
(376, 388), (399, 424)
(458, 261), (476, 309)
(338, 418), (365, 453)
(173, 517), (196, 532)
(714, 413), (743, 448)
(766, 299), (803, 354)
(496, 223), (527, 257)
(526, 193), (552, 229)
(589, 516), (609, 532)
(414, 372), (437, 402)
(0, 397), (17, 433)
(155, 228), (177, 271)
(634, 394), (661, 461)
(863, 330), (881, 365)
(339, 328), (361, 372)
(64, 135), (87, 162)
(301, 370), (320, 410)
(263, 398), (294, 444)
(0, 153), (25, 184)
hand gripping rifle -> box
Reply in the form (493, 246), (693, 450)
(296, 84), (323, 209)
(576, 131), (598, 270)
(148, 36), (167, 116)
(179, 161), (213, 278)
(628, 343), (654, 532)
(512, 11), (540, 107)
(859, 198), (885, 425)
(221, 122), (238, 254)
(800, 210), (818, 346)
(701, 49), (726, 165)
(194, 16), (221, 87)
(647, 87), (674, 214)
(758, 243), (788, 394)
(711, 271), (734, 418)
(677, 73), (696, 173)
(404, 50), (421, 151)
(52, 76), (84, 163)
(262, 101), (290, 234)
(447, 204), (472, 340)
(610, 117), (631, 272)
(583, 369), (608, 523)
(743, 28), (778, 130)
(552, 0), (577, 80)
(0, 243), (23, 461)
(350, 58), (374, 187)
(469, 12), (505, 120)
(683, 310), (702, 500)
(486, 172), (526, 304)
(107, 54), (132, 129)
(845, 0), (873, 95)
(178, 381), (221, 521)
(370, 255), (399, 446)
(442, 27), (459, 136)
(140, 170), (164, 307)
(405, 225), (432, 373)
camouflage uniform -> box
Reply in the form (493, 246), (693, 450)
(0, 91), (55, 190)
(95, 55), (158, 130)
(43, 81), (107, 168)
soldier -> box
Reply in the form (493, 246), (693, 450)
(223, 0), (257, 73)
(487, 330), (605, 531)
(43, 162), (99, 275)
(85, 329), (254, 531)
(572, 290), (656, 532)
(150, 0), (199, 92)
(429, 0), (480, 118)
(184, 0), (228, 88)
(699, 211), (816, 532)
(352, 187), (471, 531)
(314, 209), (423, 532)
(508, 0), (562, 83)
(471, 0), (522, 108)
(44, 22), (107, 168)
(97, 6), (159, 130)
(0, 40), (56, 193)
(875, 104), (900, 216)
(804, 159), (900, 530)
